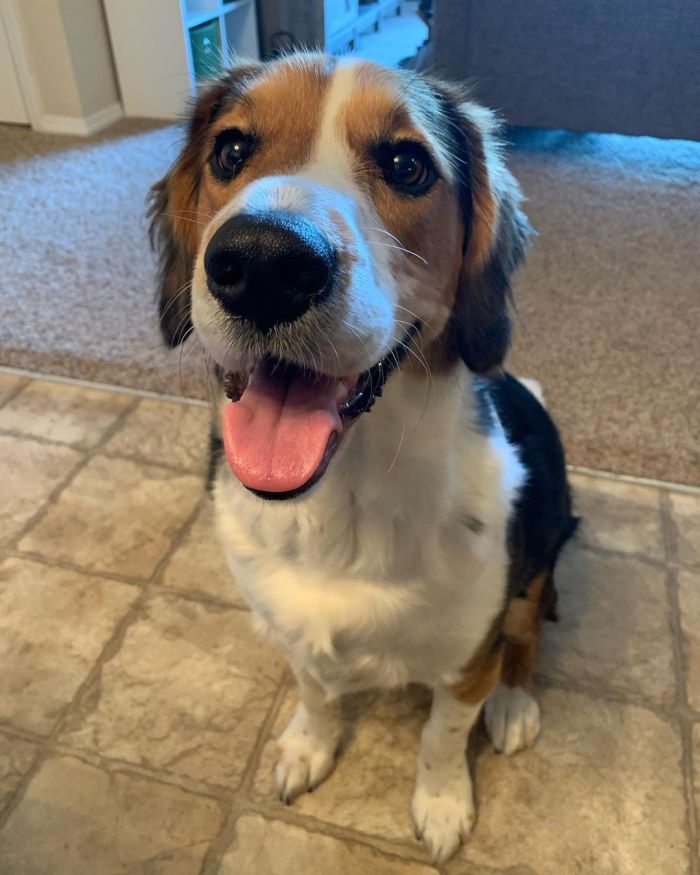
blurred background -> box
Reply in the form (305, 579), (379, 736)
(0, 0), (698, 485)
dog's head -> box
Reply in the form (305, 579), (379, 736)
(149, 54), (530, 499)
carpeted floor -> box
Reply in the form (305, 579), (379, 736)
(0, 119), (698, 484)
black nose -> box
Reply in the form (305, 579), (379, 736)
(204, 212), (335, 330)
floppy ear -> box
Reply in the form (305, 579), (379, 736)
(435, 88), (532, 374)
(147, 65), (262, 347)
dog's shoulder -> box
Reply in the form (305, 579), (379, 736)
(483, 373), (577, 607)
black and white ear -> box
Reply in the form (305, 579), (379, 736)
(147, 64), (262, 347)
(437, 90), (532, 375)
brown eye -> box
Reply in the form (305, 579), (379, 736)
(210, 129), (254, 180)
(391, 152), (427, 186)
(375, 141), (437, 195)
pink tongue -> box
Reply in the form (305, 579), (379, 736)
(222, 362), (343, 493)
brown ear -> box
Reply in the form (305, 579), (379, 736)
(147, 64), (262, 346)
(435, 89), (532, 374)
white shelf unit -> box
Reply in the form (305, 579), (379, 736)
(104, 0), (260, 120)
(313, 0), (408, 56)
(259, 0), (412, 59)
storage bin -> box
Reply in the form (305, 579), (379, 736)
(190, 18), (222, 81)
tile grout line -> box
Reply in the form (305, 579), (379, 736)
(8, 543), (251, 613)
(0, 377), (30, 411)
(197, 675), (294, 874)
(199, 661), (300, 872)
(48, 743), (233, 800)
(534, 672), (700, 725)
(0, 364), (211, 409)
(202, 797), (441, 874)
(3, 396), (141, 555)
(0, 425), (208, 478)
(570, 538), (700, 579)
(0, 588), (150, 831)
(0, 482), (207, 832)
(659, 490), (699, 874)
(568, 465), (700, 496)
(6, 549), (146, 589)
(234, 797), (439, 868)
(150, 580), (251, 613)
(0, 722), (48, 747)
(239, 673), (292, 796)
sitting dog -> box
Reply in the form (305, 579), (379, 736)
(149, 53), (576, 863)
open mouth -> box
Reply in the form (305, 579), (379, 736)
(220, 322), (420, 500)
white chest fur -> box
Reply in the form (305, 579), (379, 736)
(214, 367), (525, 698)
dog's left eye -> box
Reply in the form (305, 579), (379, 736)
(210, 129), (254, 181)
(375, 142), (437, 195)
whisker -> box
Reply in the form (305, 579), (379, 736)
(365, 225), (403, 246)
(163, 214), (210, 228)
(159, 280), (192, 327)
(384, 415), (407, 476)
(372, 240), (429, 266)
(360, 223), (429, 266)
(394, 304), (439, 338)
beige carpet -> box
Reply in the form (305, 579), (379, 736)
(0, 120), (698, 484)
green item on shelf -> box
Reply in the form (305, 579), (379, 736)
(190, 18), (222, 81)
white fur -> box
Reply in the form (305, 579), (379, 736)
(275, 670), (342, 801)
(485, 683), (541, 755)
(412, 688), (480, 863)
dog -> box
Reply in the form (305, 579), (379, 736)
(149, 53), (576, 864)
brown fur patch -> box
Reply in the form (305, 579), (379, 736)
(450, 610), (505, 705)
(147, 70), (263, 346)
(501, 572), (547, 689)
(338, 73), (466, 366)
(199, 56), (332, 220)
(460, 115), (499, 275)
(450, 570), (550, 704)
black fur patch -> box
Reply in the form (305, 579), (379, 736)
(428, 86), (474, 251)
(486, 374), (578, 617)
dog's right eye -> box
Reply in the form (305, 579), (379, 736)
(210, 129), (254, 181)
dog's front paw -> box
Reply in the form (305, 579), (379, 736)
(411, 766), (474, 864)
(275, 705), (340, 803)
(485, 683), (540, 755)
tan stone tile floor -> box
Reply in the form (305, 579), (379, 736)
(0, 370), (699, 875)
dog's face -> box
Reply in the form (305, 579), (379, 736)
(150, 54), (529, 499)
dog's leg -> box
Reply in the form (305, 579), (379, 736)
(275, 670), (342, 803)
(413, 623), (503, 864)
(485, 572), (547, 755)
(412, 687), (485, 864)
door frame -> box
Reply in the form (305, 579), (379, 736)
(0, 0), (48, 130)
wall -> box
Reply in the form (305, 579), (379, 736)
(3, 0), (121, 134)
(16, 0), (83, 118)
(60, 0), (120, 118)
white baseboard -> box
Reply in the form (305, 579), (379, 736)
(33, 102), (123, 136)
